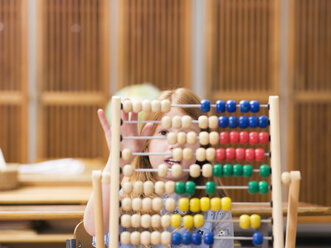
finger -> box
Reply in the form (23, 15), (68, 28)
(121, 110), (129, 121)
(97, 109), (110, 134)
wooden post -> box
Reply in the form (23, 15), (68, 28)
(92, 170), (104, 248)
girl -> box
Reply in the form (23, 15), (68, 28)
(84, 88), (234, 247)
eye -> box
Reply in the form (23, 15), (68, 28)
(159, 129), (168, 136)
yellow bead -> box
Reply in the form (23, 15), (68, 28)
(178, 198), (189, 212)
(170, 214), (181, 228)
(250, 214), (261, 229)
(200, 197), (210, 212)
(210, 197), (222, 212)
(190, 198), (200, 213)
(183, 215), (194, 229)
(194, 214), (204, 228)
(221, 197), (232, 211)
(240, 214), (251, 229)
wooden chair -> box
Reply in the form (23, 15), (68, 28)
(66, 221), (94, 248)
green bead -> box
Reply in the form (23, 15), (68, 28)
(259, 165), (270, 178)
(185, 181), (196, 195)
(213, 164), (223, 177)
(258, 181), (269, 194)
(206, 181), (216, 194)
(175, 182), (185, 194)
(243, 165), (253, 177)
(233, 164), (243, 177)
(223, 164), (233, 177)
(248, 181), (258, 194)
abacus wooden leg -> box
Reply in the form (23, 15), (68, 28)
(92, 171), (104, 248)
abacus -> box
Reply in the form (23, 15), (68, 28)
(92, 96), (300, 248)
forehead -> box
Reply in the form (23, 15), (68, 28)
(163, 107), (186, 118)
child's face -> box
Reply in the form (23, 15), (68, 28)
(148, 107), (200, 182)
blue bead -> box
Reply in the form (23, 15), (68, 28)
(238, 116), (249, 128)
(252, 232), (263, 246)
(216, 100), (226, 113)
(201, 99), (211, 113)
(218, 116), (228, 128)
(171, 232), (182, 245)
(239, 100), (250, 113)
(228, 116), (238, 128)
(226, 100), (236, 113)
(203, 232), (214, 245)
(192, 232), (202, 245)
(250, 100), (260, 113)
(249, 116), (258, 128)
(182, 232), (192, 245)
(258, 115), (269, 128)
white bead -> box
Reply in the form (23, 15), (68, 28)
(122, 100), (132, 113)
(173, 148), (183, 161)
(161, 99), (171, 112)
(171, 163), (182, 178)
(196, 148), (206, 162)
(162, 116), (171, 128)
(132, 100), (142, 113)
(165, 198), (176, 212)
(130, 231), (140, 245)
(202, 163), (213, 177)
(122, 182), (133, 194)
(158, 164), (168, 178)
(142, 197), (152, 212)
(151, 214), (161, 228)
(209, 131), (219, 146)
(172, 116), (182, 129)
(122, 164), (133, 177)
(142, 100), (152, 112)
(165, 181), (175, 194)
(141, 214), (151, 228)
(187, 131), (197, 144)
(152, 100), (161, 112)
(198, 116), (208, 129)
(183, 148), (193, 160)
(155, 181), (165, 195)
(121, 214), (131, 228)
(133, 181), (144, 195)
(206, 147), (216, 162)
(131, 214), (141, 228)
(182, 115), (192, 128)
(140, 231), (151, 245)
(152, 197), (163, 212)
(121, 198), (132, 211)
(132, 198), (142, 211)
(144, 181), (154, 196)
(122, 148), (132, 162)
(190, 164), (201, 178)
(177, 132), (186, 145)
(120, 231), (131, 245)
(161, 215), (171, 228)
(167, 132), (177, 145)
(281, 172), (291, 185)
(199, 131), (209, 146)
(151, 231), (161, 245)
(209, 115), (218, 129)
(161, 231), (171, 246)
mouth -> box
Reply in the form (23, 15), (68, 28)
(164, 158), (181, 167)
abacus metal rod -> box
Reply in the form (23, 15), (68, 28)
(170, 104), (269, 108)
(214, 236), (272, 241)
(122, 136), (165, 140)
(196, 185), (250, 190)
(134, 168), (264, 173)
(130, 151), (271, 157)
(232, 202), (271, 206)
(207, 219), (272, 224)
(122, 120), (199, 124)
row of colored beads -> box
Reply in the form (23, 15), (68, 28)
(215, 148), (266, 162)
(220, 131), (269, 145)
(212, 164), (270, 178)
(177, 197), (232, 212)
(218, 115), (269, 128)
(172, 231), (215, 245)
(200, 100), (261, 113)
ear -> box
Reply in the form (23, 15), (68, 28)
(140, 123), (153, 137)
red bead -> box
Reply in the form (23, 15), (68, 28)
(239, 131), (249, 145)
(245, 148), (255, 161)
(229, 131), (239, 144)
(249, 132), (259, 145)
(255, 148), (265, 161)
(259, 132), (269, 145)
(219, 132), (229, 145)
(235, 148), (245, 161)
(225, 148), (235, 161)
(216, 148), (225, 161)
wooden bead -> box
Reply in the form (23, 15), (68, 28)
(130, 231), (140, 245)
(165, 181), (175, 194)
(190, 164), (201, 178)
(121, 148), (132, 162)
(183, 148), (193, 160)
(206, 148), (216, 162)
(131, 214), (141, 228)
(202, 163), (213, 177)
(173, 148), (183, 161)
(151, 214), (161, 228)
(199, 131), (209, 145)
(121, 198), (132, 211)
(281, 172), (291, 185)
(141, 214), (151, 228)
(209, 116), (218, 129)
(182, 115), (192, 128)
(121, 214), (131, 228)
(209, 131), (219, 146)
(152, 197), (163, 212)
(167, 132), (177, 145)
(198, 116), (208, 129)
(158, 164), (168, 178)
(141, 231), (151, 245)
(161, 231), (171, 246)
(132, 100), (142, 113)
(120, 231), (131, 245)
(171, 214), (181, 227)
(165, 198), (176, 212)
(122, 100), (132, 113)
(172, 116), (182, 129)
(142, 197), (152, 212)
(151, 100), (161, 112)
(196, 148), (206, 162)
(155, 181), (165, 194)
(144, 181), (154, 196)
(132, 198), (142, 211)
(162, 116), (171, 128)
(161, 99), (171, 112)
(171, 163), (182, 178)
(151, 231), (161, 245)
(142, 100), (152, 112)
(122, 182), (133, 194)
(122, 164), (133, 177)
(177, 132), (186, 145)
(161, 215), (171, 228)
(133, 181), (144, 195)
(187, 131), (197, 144)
